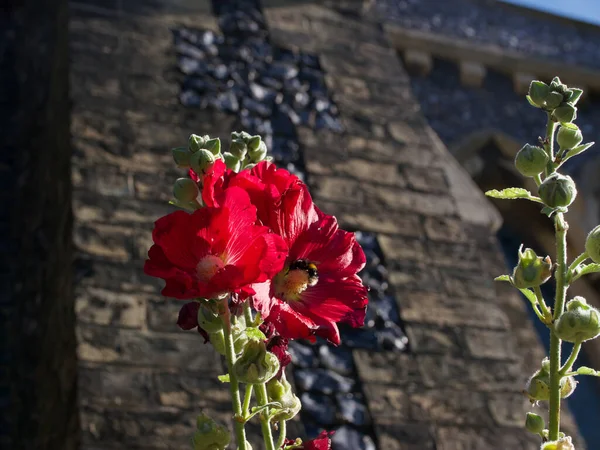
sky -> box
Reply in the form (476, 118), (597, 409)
(504, 0), (600, 26)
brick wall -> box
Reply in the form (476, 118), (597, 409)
(0, 1), (79, 449)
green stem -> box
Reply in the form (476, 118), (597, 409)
(275, 420), (287, 449)
(544, 115), (558, 176)
(533, 173), (543, 186)
(243, 301), (254, 325)
(549, 212), (569, 441)
(533, 285), (552, 323)
(560, 341), (582, 376)
(242, 384), (254, 418)
(220, 299), (248, 450)
(567, 252), (589, 282)
(255, 382), (276, 450)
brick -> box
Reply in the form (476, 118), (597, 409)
(147, 297), (185, 332)
(403, 167), (449, 194)
(405, 325), (461, 355)
(362, 184), (457, 217)
(440, 267), (496, 300)
(379, 235), (428, 263)
(77, 326), (222, 372)
(353, 351), (421, 384)
(325, 74), (370, 100)
(418, 354), (522, 391)
(426, 240), (481, 270)
(73, 165), (134, 197)
(153, 371), (228, 409)
(74, 224), (133, 261)
(409, 389), (492, 426)
(78, 367), (154, 408)
(424, 217), (469, 243)
(305, 156), (405, 187)
(375, 423), (436, 450)
(362, 384), (410, 423)
(398, 291), (510, 330)
(436, 426), (536, 450)
(486, 392), (529, 428)
(76, 287), (146, 328)
(463, 328), (518, 361)
(76, 260), (162, 294)
(388, 261), (443, 293)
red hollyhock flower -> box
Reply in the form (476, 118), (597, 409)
(144, 187), (287, 300)
(260, 322), (292, 379)
(283, 431), (334, 449)
(253, 208), (368, 345)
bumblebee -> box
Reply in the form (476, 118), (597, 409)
(289, 259), (319, 287)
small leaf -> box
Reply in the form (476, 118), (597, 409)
(568, 88), (584, 105)
(576, 366), (600, 376)
(518, 287), (539, 308)
(485, 188), (543, 203)
(572, 263), (600, 282)
(564, 142), (594, 160)
(494, 275), (511, 282)
(541, 206), (557, 218)
(218, 374), (230, 383)
(245, 327), (267, 341)
(526, 95), (541, 108)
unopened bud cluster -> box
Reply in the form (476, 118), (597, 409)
(170, 132), (270, 209)
(528, 77), (582, 124)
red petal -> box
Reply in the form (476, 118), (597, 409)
(291, 214), (366, 277)
(177, 302), (200, 330)
(152, 210), (204, 269)
(201, 159), (228, 207)
(266, 300), (318, 341)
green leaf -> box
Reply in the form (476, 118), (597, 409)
(572, 263), (600, 282)
(568, 88), (584, 105)
(494, 275), (511, 282)
(518, 287), (539, 308)
(564, 142), (594, 160)
(218, 374), (230, 383)
(540, 206), (556, 218)
(485, 188), (543, 203)
(576, 366), (600, 376)
(526, 95), (541, 108)
(245, 327), (267, 341)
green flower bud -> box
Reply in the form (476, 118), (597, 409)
(204, 137), (221, 156)
(552, 104), (577, 124)
(248, 135), (262, 151)
(566, 88), (583, 105)
(189, 134), (208, 153)
(557, 124), (583, 150)
(197, 307), (223, 333)
(223, 152), (241, 171)
(512, 246), (552, 289)
(554, 297), (600, 343)
(528, 81), (551, 108)
(515, 144), (549, 177)
(173, 178), (199, 203)
(229, 139), (247, 160)
(233, 339), (279, 384)
(560, 375), (577, 399)
(525, 359), (577, 402)
(585, 225), (600, 263)
(190, 149), (216, 175)
(545, 92), (565, 110)
(550, 77), (568, 94)
(172, 147), (192, 168)
(525, 412), (545, 434)
(192, 413), (230, 450)
(538, 173), (577, 208)
(209, 329), (226, 355)
(267, 375), (302, 422)
(248, 141), (268, 163)
(541, 436), (575, 450)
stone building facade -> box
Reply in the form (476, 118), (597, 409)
(19, 0), (593, 448)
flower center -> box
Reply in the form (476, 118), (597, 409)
(196, 254), (225, 283)
(273, 259), (318, 302)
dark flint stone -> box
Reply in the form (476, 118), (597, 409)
(212, 64), (229, 80)
(355, 232), (379, 251)
(371, 294), (400, 323)
(376, 323), (409, 352)
(336, 394), (371, 426)
(182, 77), (214, 93)
(331, 426), (376, 450)
(314, 97), (331, 113)
(289, 341), (318, 368)
(242, 97), (272, 117)
(180, 90), (202, 107)
(271, 138), (300, 165)
(319, 345), (354, 376)
(293, 91), (311, 109)
(278, 103), (302, 126)
(363, 249), (381, 269)
(249, 82), (278, 103)
(339, 327), (378, 350)
(240, 113), (272, 135)
(174, 40), (205, 60)
(267, 61), (299, 80)
(315, 112), (344, 132)
(300, 52), (320, 68)
(178, 57), (205, 75)
(259, 76), (283, 90)
(295, 368), (355, 394)
(208, 91), (239, 113)
(283, 77), (306, 94)
(300, 392), (337, 426)
(275, 47), (301, 64)
(271, 107), (296, 135)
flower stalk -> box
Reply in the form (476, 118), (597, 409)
(490, 78), (600, 448)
